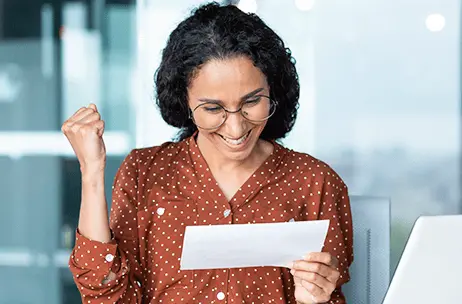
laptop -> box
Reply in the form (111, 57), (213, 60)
(382, 215), (462, 304)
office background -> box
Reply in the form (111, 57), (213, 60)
(0, 0), (460, 303)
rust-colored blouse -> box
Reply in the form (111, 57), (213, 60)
(69, 135), (353, 304)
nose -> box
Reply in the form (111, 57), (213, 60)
(222, 111), (247, 138)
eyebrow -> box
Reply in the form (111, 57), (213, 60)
(198, 88), (265, 104)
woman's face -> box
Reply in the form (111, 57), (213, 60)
(187, 56), (270, 162)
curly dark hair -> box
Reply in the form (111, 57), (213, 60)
(154, 1), (300, 142)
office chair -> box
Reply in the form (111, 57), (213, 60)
(342, 195), (391, 304)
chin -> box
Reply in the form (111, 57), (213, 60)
(212, 128), (261, 161)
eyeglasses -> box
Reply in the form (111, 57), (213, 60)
(189, 95), (278, 130)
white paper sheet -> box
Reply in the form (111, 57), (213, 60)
(180, 220), (330, 270)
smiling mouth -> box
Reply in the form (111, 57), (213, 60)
(218, 130), (252, 146)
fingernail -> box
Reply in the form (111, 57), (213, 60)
(304, 253), (311, 260)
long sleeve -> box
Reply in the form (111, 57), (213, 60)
(320, 179), (354, 304)
(69, 149), (143, 303)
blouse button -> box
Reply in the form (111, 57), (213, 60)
(223, 209), (231, 218)
(157, 207), (165, 216)
(217, 291), (225, 300)
(105, 254), (114, 262)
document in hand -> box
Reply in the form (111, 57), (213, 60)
(180, 220), (330, 270)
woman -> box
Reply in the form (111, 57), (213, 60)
(63, 2), (353, 303)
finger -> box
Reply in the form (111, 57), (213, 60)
(73, 105), (96, 119)
(301, 280), (330, 303)
(305, 252), (338, 267)
(88, 103), (98, 112)
(74, 107), (87, 116)
(71, 103), (99, 122)
(292, 260), (333, 278)
(74, 120), (101, 136)
(76, 112), (101, 125)
(292, 260), (340, 283)
(68, 108), (97, 124)
(62, 107), (87, 127)
(291, 270), (335, 294)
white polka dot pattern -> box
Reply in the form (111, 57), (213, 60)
(68, 136), (353, 304)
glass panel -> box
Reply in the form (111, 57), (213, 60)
(0, 0), (136, 303)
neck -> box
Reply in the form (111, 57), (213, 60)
(196, 133), (263, 173)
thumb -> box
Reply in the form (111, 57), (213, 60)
(98, 127), (104, 138)
(93, 120), (105, 137)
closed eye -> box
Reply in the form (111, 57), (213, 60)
(202, 105), (223, 113)
(244, 97), (262, 106)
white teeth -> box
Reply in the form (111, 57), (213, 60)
(222, 132), (249, 145)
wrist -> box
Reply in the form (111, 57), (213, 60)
(81, 168), (105, 186)
(81, 163), (105, 178)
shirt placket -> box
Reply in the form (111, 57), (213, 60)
(227, 145), (286, 217)
(187, 137), (235, 224)
(186, 137), (286, 304)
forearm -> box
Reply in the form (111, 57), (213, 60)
(69, 150), (143, 303)
(78, 167), (111, 243)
